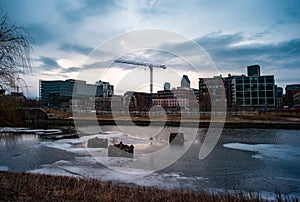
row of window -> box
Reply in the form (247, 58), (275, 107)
(236, 98), (275, 105)
(235, 76), (274, 83)
(152, 99), (189, 107)
(235, 91), (274, 98)
(236, 84), (274, 91)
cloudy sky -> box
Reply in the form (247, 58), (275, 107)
(1, 0), (299, 97)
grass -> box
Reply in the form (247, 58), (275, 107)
(0, 171), (297, 202)
(95, 112), (300, 122)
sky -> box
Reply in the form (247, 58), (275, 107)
(1, 0), (299, 97)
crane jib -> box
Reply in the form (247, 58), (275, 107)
(114, 59), (167, 94)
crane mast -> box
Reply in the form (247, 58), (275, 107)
(114, 59), (167, 94)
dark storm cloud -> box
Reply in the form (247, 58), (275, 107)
(56, 0), (119, 23)
(26, 24), (55, 45)
(194, 33), (300, 72)
(159, 32), (300, 73)
(194, 32), (244, 50)
(39, 56), (61, 70)
(59, 43), (93, 55)
(82, 60), (114, 70)
(60, 66), (81, 73)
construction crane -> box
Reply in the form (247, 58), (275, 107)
(114, 59), (167, 94)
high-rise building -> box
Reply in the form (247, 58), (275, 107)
(231, 75), (275, 110)
(247, 65), (260, 76)
(181, 75), (190, 88)
(199, 65), (276, 111)
(275, 86), (283, 108)
(164, 82), (171, 90)
(198, 76), (227, 111)
(285, 84), (300, 107)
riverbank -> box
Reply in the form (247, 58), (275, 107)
(0, 171), (283, 201)
(33, 117), (300, 129)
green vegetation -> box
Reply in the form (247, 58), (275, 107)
(0, 171), (297, 201)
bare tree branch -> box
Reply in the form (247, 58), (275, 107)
(0, 13), (32, 91)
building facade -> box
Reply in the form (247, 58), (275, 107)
(96, 80), (114, 97)
(275, 86), (283, 108)
(199, 76), (227, 111)
(293, 92), (300, 109)
(285, 84), (300, 108)
(199, 66), (276, 111)
(39, 79), (113, 109)
(153, 86), (198, 111)
(152, 98), (189, 108)
(230, 75), (275, 110)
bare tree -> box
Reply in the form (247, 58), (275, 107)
(0, 13), (32, 90)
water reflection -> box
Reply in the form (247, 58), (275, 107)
(0, 133), (39, 148)
(0, 132), (75, 172)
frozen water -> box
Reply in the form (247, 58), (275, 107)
(28, 157), (208, 190)
(223, 143), (300, 160)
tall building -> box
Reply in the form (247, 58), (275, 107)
(164, 82), (171, 90)
(181, 75), (190, 88)
(199, 65), (276, 111)
(247, 65), (260, 76)
(293, 92), (300, 108)
(123, 91), (151, 112)
(275, 86), (283, 108)
(39, 79), (113, 109)
(231, 75), (275, 110)
(199, 76), (227, 111)
(96, 80), (114, 97)
(285, 84), (300, 107)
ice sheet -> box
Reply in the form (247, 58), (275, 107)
(223, 143), (300, 160)
(28, 157), (209, 190)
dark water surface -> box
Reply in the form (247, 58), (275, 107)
(0, 133), (76, 171)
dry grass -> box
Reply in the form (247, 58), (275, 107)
(95, 113), (300, 123)
(44, 108), (72, 119)
(1, 171), (296, 202)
